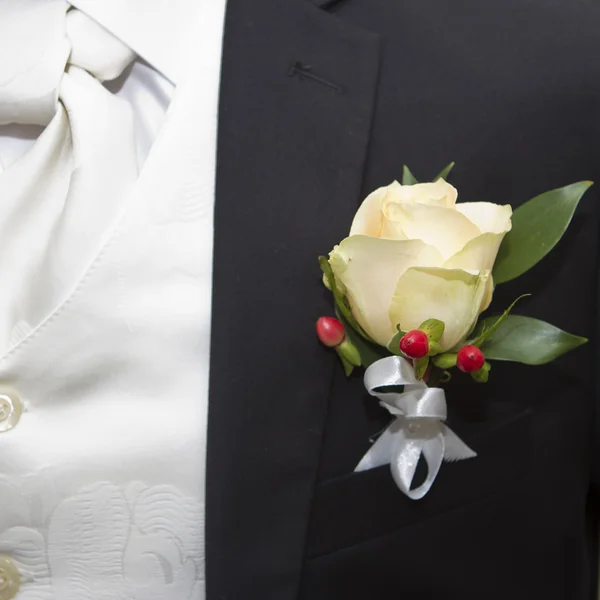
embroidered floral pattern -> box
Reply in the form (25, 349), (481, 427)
(0, 479), (204, 599)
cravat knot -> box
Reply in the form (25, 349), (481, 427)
(0, 0), (135, 126)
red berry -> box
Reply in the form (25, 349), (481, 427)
(456, 345), (485, 373)
(316, 317), (345, 348)
(399, 330), (429, 359)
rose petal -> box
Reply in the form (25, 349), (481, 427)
(455, 202), (512, 235)
(350, 180), (459, 239)
(480, 276), (494, 313)
(329, 236), (443, 346)
(389, 267), (490, 351)
(444, 232), (506, 273)
(383, 179), (458, 208)
(381, 201), (481, 259)
(349, 186), (388, 237)
(380, 209), (408, 240)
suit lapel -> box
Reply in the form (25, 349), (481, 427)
(206, 0), (380, 597)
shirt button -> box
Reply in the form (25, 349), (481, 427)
(0, 392), (22, 433)
(0, 556), (20, 600)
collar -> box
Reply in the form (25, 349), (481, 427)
(69, 0), (202, 84)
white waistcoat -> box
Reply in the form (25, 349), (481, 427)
(0, 0), (227, 597)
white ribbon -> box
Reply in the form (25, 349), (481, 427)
(355, 356), (476, 500)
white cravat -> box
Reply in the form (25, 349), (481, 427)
(0, 0), (227, 598)
(0, 2), (143, 352)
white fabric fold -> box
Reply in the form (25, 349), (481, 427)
(71, 0), (201, 85)
(66, 9), (136, 82)
(0, 0), (70, 126)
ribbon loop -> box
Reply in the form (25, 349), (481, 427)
(382, 386), (447, 421)
(355, 356), (476, 500)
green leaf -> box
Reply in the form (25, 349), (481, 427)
(402, 165), (418, 186)
(319, 256), (376, 344)
(414, 356), (430, 380)
(470, 294), (530, 347)
(419, 318), (445, 342)
(433, 162), (455, 182)
(493, 181), (593, 284)
(387, 329), (406, 356)
(480, 315), (587, 365)
(336, 307), (386, 369)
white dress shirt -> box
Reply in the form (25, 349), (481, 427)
(0, 0), (226, 598)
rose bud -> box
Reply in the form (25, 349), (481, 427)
(327, 180), (512, 351)
(316, 316), (345, 348)
(456, 345), (485, 373)
(399, 330), (429, 359)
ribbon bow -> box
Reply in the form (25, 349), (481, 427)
(355, 356), (476, 500)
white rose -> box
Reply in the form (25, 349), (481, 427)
(329, 180), (512, 351)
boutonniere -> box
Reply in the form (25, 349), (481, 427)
(316, 164), (590, 499)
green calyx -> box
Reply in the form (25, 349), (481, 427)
(337, 338), (362, 368)
(432, 352), (458, 369)
(470, 361), (491, 383)
(419, 318), (445, 343)
(413, 356), (430, 380)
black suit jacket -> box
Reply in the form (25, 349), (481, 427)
(206, 0), (600, 598)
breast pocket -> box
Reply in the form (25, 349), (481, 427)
(304, 400), (532, 560)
